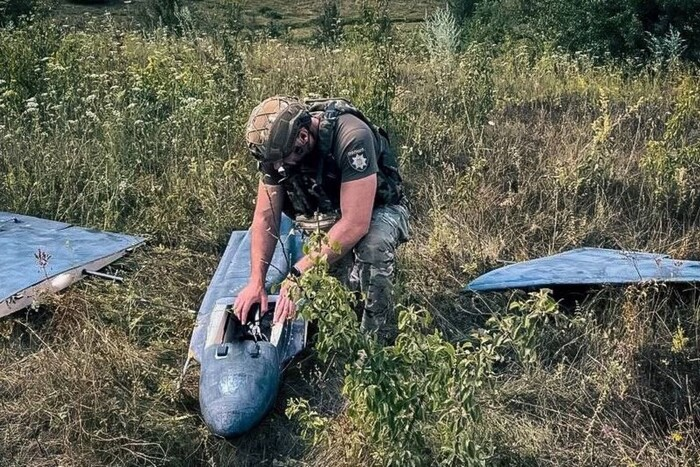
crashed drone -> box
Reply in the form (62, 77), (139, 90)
(187, 215), (307, 437)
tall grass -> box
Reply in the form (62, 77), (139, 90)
(1, 8), (699, 466)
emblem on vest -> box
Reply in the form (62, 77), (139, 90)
(348, 148), (368, 171)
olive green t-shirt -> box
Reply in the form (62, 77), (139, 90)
(331, 113), (379, 182)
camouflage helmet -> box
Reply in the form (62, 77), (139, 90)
(245, 96), (311, 162)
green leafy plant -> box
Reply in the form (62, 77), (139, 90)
(286, 398), (330, 445)
(422, 5), (461, 62)
(290, 232), (561, 465)
(641, 76), (700, 219)
(315, 0), (343, 45)
(646, 26), (687, 72)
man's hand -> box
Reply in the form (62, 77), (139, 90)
(273, 278), (297, 324)
(233, 281), (268, 324)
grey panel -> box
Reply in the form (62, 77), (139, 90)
(0, 212), (70, 231)
(0, 212), (145, 313)
(467, 247), (700, 292)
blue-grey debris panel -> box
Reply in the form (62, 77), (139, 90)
(467, 247), (700, 292)
(0, 212), (145, 317)
(190, 215), (307, 438)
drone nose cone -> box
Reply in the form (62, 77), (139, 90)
(199, 340), (281, 437)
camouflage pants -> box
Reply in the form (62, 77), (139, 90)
(329, 203), (410, 341)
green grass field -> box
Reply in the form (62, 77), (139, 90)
(53, 0), (433, 38)
(1, 1), (700, 465)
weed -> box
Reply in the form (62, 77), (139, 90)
(646, 26), (687, 73)
(314, 0), (342, 46)
(421, 5), (460, 63)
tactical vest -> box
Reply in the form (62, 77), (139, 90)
(263, 98), (405, 226)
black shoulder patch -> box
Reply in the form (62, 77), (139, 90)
(347, 147), (368, 171)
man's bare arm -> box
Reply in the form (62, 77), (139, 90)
(272, 174), (377, 323)
(233, 180), (284, 323)
(296, 174), (377, 272)
(249, 181), (284, 284)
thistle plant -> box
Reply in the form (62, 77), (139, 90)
(422, 5), (461, 64)
(646, 26), (687, 72)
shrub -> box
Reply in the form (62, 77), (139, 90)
(0, 0), (57, 26)
(289, 233), (561, 465)
(136, 0), (194, 35)
(646, 25), (687, 72)
(315, 0), (343, 45)
(462, 0), (700, 62)
(421, 5), (461, 62)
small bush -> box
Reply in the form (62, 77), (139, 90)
(290, 234), (561, 465)
(315, 0), (343, 45)
(136, 0), (194, 34)
(422, 5), (461, 62)
(0, 0), (57, 26)
(646, 26), (687, 72)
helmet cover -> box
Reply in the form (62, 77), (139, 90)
(245, 96), (311, 162)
